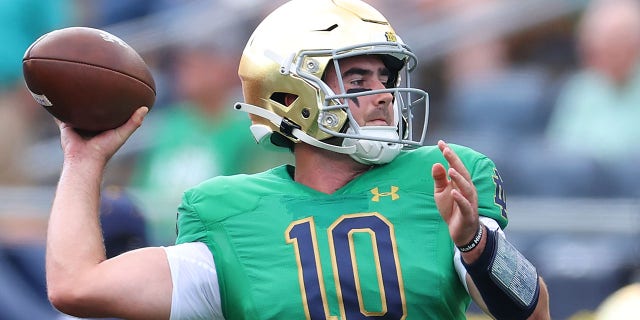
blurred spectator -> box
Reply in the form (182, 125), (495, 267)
(79, 0), (175, 27)
(437, 0), (564, 196)
(128, 40), (292, 244)
(545, 0), (640, 172)
(0, 3), (72, 316)
(56, 186), (149, 320)
(442, 27), (553, 158)
(0, 186), (148, 320)
(0, 87), (52, 185)
(0, 247), (58, 320)
(0, 0), (74, 87)
(0, 0), (75, 185)
(98, 186), (149, 258)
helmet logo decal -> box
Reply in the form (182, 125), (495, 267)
(385, 31), (397, 42)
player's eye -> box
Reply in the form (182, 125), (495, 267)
(349, 79), (365, 87)
(379, 76), (390, 88)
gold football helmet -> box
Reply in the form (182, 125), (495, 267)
(235, 0), (429, 164)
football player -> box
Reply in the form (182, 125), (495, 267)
(46, 0), (550, 319)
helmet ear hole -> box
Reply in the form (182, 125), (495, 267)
(270, 92), (287, 105)
(270, 92), (299, 107)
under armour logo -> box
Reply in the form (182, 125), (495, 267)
(370, 186), (399, 202)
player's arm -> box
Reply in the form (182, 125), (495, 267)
(432, 140), (550, 320)
(46, 107), (173, 319)
(458, 220), (550, 320)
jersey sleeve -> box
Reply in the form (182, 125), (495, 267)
(175, 189), (208, 245)
(452, 145), (509, 229)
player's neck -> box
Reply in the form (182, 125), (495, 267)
(293, 143), (371, 194)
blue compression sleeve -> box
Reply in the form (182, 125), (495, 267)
(462, 227), (540, 320)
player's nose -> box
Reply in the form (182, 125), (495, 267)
(371, 82), (393, 106)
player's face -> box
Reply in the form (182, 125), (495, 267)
(324, 55), (395, 127)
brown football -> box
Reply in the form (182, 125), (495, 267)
(22, 27), (156, 132)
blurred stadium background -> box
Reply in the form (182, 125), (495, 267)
(1, 0), (639, 319)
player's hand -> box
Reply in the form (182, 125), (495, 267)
(431, 140), (480, 248)
(57, 106), (148, 165)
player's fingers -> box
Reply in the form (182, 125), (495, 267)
(438, 140), (472, 181)
(53, 118), (72, 132)
(432, 163), (449, 192)
(451, 189), (475, 221)
(451, 189), (471, 211)
(448, 167), (476, 201)
(450, 188), (480, 244)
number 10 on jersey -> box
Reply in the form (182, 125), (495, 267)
(286, 213), (407, 320)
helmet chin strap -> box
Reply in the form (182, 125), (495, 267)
(234, 102), (357, 154)
(342, 126), (402, 165)
(235, 102), (402, 164)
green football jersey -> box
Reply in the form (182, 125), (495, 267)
(175, 144), (509, 320)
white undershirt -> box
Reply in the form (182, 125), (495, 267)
(163, 242), (224, 320)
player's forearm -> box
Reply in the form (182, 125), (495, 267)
(527, 278), (550, 320)
(462, 226), (549, 320)
(46, 159), (107, 307)
(466, 276), (550, 320)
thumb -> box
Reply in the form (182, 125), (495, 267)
(432, 163), (449, 192)
(131, 106), (149, 126)
(115, 106), (148, 140)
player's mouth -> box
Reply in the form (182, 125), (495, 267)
(365, 119), (390, 126)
